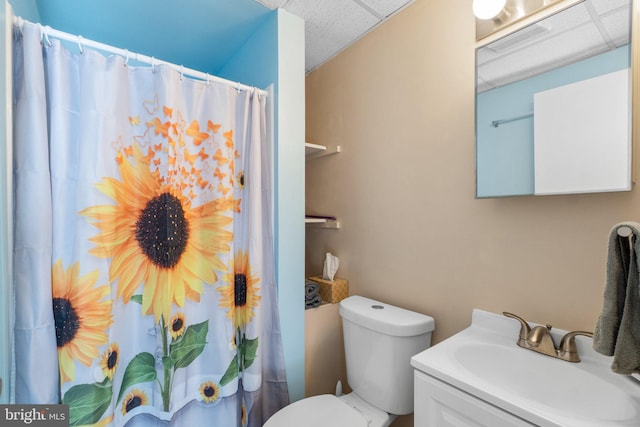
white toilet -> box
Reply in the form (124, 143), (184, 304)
(264, 295), (435, 427)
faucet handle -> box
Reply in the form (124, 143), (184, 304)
(558, 331), (594, 362)
(503, 312), (531, 342)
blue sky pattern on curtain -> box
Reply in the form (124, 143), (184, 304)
(12, 21), (288, 427)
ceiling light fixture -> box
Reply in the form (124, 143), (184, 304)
(473, 0), (507, 20)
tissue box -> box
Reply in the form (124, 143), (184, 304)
(308, 276), (349, 303)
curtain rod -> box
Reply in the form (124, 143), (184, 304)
(12, 16), (268, 97)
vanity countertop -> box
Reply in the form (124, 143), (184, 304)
(411, 309), (640, 427)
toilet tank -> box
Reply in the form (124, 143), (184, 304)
(339, 296), (435, 415)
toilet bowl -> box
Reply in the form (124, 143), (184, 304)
(264, 295), (435, 427)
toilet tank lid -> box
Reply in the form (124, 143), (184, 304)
(339, 296), (435, 337)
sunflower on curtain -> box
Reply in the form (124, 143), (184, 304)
(12, 21), (288, 427)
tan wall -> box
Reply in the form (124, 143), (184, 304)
(304, 303), (348, 397)
(304, 0), (640, 425)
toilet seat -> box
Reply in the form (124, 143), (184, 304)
(264, 394), (368, 427)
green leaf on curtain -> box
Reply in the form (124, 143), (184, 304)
(162, 356), (173, 371)
(63, 378), (112, 426)
(117, 352), (157, 404)
(241, 337), (259, 370)
(130, 295), (143, 304)
(170, 320), (208, 369)
(220, 355), (238, 387)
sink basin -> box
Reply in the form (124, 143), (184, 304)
(411, 309), (640, 426)
(454, 342), (637, 423)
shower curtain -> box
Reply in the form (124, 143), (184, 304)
(12, 21), (288, 426)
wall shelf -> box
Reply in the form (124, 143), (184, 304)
(305, 217), (340, 229)
(305, 142), (340, 229)
(305, 142), (341, 160)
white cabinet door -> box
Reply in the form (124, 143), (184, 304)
(533, 69), (631, 195)
(414, 371), (535, 427)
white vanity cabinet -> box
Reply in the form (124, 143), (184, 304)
(414, 371), (535, 427)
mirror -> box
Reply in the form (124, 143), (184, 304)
(475, 0), (635, 198)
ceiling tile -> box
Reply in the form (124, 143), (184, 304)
(599, 7), (631, 46)
(358, 0), (414, 18)
(590, 0), (629, 15)
(542, 2), (592, 31)
(478, 23), (609, 90)
(285, 0), (381, 72)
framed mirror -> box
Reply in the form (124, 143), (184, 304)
(475, 0), (636, 198)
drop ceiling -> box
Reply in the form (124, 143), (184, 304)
(253, 0), (415, 73)
(476, 0), (631, 92)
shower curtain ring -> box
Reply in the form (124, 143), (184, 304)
(17, 17), (25, 34)
(180, 65), (184, 81)
(44, 31), (53, 47)
(42, 27), (52, 47)
(206, 73), (211, 87)
(236, 81), (242, 94)
(151, 57), (156, 73)
(124, 49), (130, 67)
(77, 35), (84, 54)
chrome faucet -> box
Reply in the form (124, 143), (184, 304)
(503, 312), (593, 362)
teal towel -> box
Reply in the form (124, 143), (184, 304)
(593, 222), (640, 374)
(305, 280), (320, 298)
(304, 280), (322, 309)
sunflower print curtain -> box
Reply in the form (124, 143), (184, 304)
(12, 22), (289, 426)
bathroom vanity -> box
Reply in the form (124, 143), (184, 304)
(411, 309), (640, 426)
